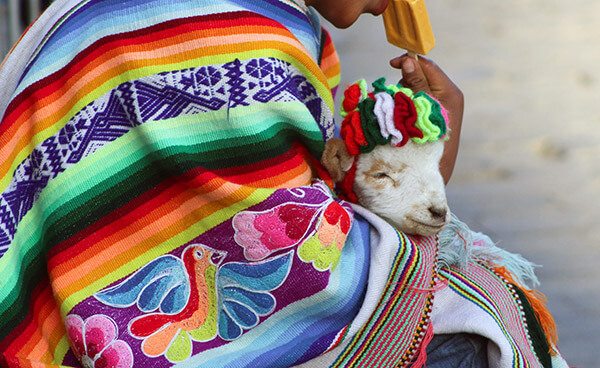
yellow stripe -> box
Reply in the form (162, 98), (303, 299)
(0, 40), (332, 194)
(52, 337), (70, 366)
(60, 186), (269, 315)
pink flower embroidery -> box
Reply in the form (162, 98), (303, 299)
(233, 202), (321, 261)
(66, 314), (133, 368)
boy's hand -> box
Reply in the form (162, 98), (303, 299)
(390, 55), (464, 130)
(389, 55), (464, 184)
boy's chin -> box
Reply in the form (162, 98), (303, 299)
(322, 13), (360, 29)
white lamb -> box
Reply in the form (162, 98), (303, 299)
(321, 79), (538, 287)
(322, 138), (448, 237)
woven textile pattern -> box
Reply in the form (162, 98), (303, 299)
(0, 0), (564, 367)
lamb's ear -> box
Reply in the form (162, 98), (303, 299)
(321, 138), (354, 183)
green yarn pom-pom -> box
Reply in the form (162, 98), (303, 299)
(419, 92), (447, 139)
(358, 98), (389, 153)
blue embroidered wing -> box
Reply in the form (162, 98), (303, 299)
(216, 250), (294, 341)
(95, 255), (190, 314)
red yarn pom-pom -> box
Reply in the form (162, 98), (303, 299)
(343, 84), (362, 113)
(340, 111), (367, 156)
(393, 92), (421, 146)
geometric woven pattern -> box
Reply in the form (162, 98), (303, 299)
(0, 57), (333, 257)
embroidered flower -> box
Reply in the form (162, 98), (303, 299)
(298, 201), (353, 271)
(233, 201), (322, 261)
(66, 314), (133, 368)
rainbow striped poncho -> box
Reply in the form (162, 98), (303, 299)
(0, 1), (568, 367)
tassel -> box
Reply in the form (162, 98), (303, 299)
(438, 213), (473, 269)
(439, 214), (540, 289)
(471, 234), (540, 289)
(411, 322), (435, 368)
(494, 267), (559, 352)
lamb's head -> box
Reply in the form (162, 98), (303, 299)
(321, 78), (451, 236)
(322, 138), (449, 236)
(356, 140), (448, 235)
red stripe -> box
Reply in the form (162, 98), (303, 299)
(47, 147), (303, 267)
(46, 167), (216, 267)
(0, 279), (53, 355)
(1, 11), (283, 136)
(213, 143), (309, 182)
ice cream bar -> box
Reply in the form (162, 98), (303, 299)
(383, 0), (435, 55)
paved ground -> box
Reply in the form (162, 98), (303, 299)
(329, 1), (600, 366)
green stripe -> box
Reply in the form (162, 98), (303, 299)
(0, 106), (322, 338)
(2, 105), (321, 274)
(512, 285), (552, 368)
(3, 103), (322, 263)
(36, 104), (322, 218)
(443, 270), (524, 368)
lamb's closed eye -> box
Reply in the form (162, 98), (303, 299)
(372, 172), (391, 179)
(370, 171), (398, 186)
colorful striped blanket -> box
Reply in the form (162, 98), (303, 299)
(0, 0), (568, 367)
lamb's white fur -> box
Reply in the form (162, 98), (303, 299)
(321, 137), (542, 288)
(354, 140), (449, 236)
(322, 138), (449, 236)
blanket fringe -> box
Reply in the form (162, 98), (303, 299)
(438, 213), (540, 289)
(494, 266), (559, 352)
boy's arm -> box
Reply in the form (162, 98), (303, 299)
(390, 56), (464, 184)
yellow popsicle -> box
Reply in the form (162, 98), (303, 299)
(383, 0), (435, 55)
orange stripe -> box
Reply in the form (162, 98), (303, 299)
(12, 295), (52, 357)
(49, 174), (227, 279)
(51, 175), (232, 287)
(26, 303), (64, 362)
(0, 31), (286, 169)
(1, 23), (286, 142)
(52, 180), (251, 299)
(1, 31), (326, 186)
(6, 287), (63, 362)
(321, 53), (340, 81)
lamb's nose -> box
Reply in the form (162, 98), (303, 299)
(428, 206), (448, 221)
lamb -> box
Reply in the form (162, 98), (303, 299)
(318, 79), (561, 357)
(321, 78), (450, 237)
(322, 138), (448, 236)
(321, 78), (539, 287)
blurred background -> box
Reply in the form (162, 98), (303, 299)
(1, 0), (599, 366)
(328, 0), (600, 366)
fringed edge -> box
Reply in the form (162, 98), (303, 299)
(494, 266), (559, 356)
(438, 213), (540, 289)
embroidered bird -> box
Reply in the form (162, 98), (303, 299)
(95, 244), (293, 362)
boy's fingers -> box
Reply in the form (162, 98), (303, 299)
(400, 57), (431, 94)
(389, 56), (404, 69)
(416, 57), (452, 87)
